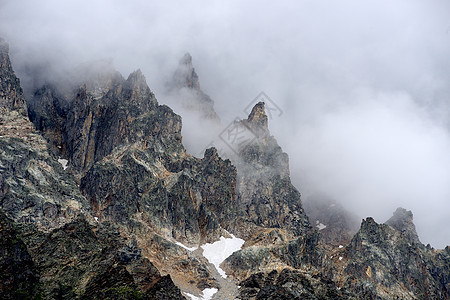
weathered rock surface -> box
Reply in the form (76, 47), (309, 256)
(3, 36), (449, 299)
(233, 102), (311, 240)
(238, 269), (356, 300)
(338, 210), (449, 299)
(0, 39), (184, 299)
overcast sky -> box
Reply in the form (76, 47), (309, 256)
(1, 0), (449, 248)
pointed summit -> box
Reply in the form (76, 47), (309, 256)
(246, 101), (268, 131)
(172, 52), (200, 90)
(166, 53), (220, 124)
(385, 207), (420, 243)
(126, 69), (147, 86)
(180, 52), (193, 65)
(124, 69), (158, 109)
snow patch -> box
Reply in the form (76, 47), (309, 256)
(94, 217), (98, 222)
(58, 158), (68, 170)
(316, 222), (327, 230)
(184, 288), (218, 300)
(201, 288), (218, 299)
(339, 256), (343, 261)
(175, 241), (198, 252)
(201, 234), (245, 278)
(338, 245), (343, 248)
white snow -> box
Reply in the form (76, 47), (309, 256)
(338, 245), (343, 248)
(201, 234), (245, 278)
(201, 288), (218, 299)
(339, 256), (343, 261)
(316, 222), (327, 230)
(175, 241), (198, 252)
(184, 292), (200, 300)
(94, 217), (98, 222)
(58, 158), (68, 170)
(184, 288), (218, 300)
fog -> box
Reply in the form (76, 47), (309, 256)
(1, 0), (449, 248)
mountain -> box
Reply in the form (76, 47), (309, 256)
(0, 38), (184, 300)
(1, 38), (449, 299)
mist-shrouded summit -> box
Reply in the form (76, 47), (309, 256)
(1, 0), (449, 248)
(1, 24), (450, 298)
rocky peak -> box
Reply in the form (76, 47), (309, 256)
(172, 52), (200, 90)
(237, 102), (289, 174)
(343, 213), (448, 299)
(0, 38), (26, 114)
(126, 69), (147, 88)
(385, 207), (420, 244)
(165, 53), (220, 126)
(246, 101), (269, 133)
(124, 69), (157, 107)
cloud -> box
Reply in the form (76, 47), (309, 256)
(1, 0), (449, 247)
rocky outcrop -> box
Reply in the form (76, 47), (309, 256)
(238, 269), (356, 299)
(385, 207), (421, 244)
(339, 211), (449, 299)
(30, 65), (180, 173)
(221, 102), (328, 296)
(21, 217), (184, 300)
(233, 102), (311, 240)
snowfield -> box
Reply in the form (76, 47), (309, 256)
(201, 234), (245, 278)
(185, 288), (218, 300)
(58, 158), (68, 170)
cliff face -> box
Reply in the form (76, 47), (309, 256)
(1, 38), (449, 300)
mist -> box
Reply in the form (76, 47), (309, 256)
(1, 0), (449, 248)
